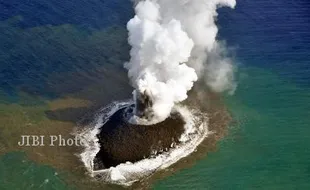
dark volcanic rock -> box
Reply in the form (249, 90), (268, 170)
(94, 106), (185, 170)
(134, 90), (155, 121)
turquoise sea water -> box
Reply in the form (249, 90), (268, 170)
(154, 1), (310, 188)
(0, 0), (309, 189)
(0, 152), (69, 189)
(154, 66), (310, 189)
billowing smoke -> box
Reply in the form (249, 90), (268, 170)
(125, 0), (236, 124)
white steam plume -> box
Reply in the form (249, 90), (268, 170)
(125, 0), (236, 124)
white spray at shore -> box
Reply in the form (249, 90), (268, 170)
(78, 101), (209, 186)
(125, 0), (237, 124)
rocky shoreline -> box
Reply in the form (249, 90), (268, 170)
(94, 106), (185, 169)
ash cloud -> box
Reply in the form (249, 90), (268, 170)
(125, 0), (237, 124)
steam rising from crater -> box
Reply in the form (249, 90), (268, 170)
(125, 0), (236, 124)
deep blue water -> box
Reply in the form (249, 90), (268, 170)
(0, 0), (310, 189)
(0, 0), (309, 102)
(218, 0), (310, 87)
(154, 1), (310, 189)
(0, 0), (309, 100)
(0, 0), (133, 102)
(0, 0), (132, 28)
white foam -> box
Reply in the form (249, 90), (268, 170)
(77, 100), (132, 173)
(77, 101), (208, 186)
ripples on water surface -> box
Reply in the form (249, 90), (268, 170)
(0, 0), (310, 189)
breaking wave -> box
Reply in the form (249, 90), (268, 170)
(76, 100), (209, 186)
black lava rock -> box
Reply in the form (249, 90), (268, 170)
(94, 106), (185, 169)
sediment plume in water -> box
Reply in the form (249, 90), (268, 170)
(77, 100), (208, 186)
(76, 0), (237, 186)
